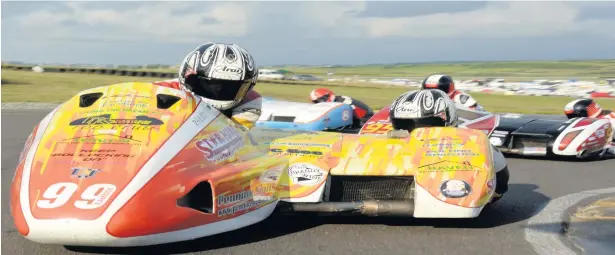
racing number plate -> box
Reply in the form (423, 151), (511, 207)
(361, 123), (393, 134)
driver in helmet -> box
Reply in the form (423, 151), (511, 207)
(564, 98), (615, 142)
(153, 42), (261, 129)
(389, 89), (509, 203)
(309, 88), (374, 128)
(421, 74), (485, 111)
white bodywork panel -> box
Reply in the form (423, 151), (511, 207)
(260, 99), (346, 123)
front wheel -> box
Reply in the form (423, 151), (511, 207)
(490, 165), (510, 204)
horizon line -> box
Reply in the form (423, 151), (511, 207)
(2, 57), (614, 68)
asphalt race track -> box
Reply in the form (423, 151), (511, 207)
(2, 108), (614, 255)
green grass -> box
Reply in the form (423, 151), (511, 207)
(2, 70), (615, 114)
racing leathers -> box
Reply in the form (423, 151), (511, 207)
(153, 79), (262, 129)
(450, 90), (485, 111)
(332, 95), (374, 128)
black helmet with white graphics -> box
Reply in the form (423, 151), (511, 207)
(177, 42), (258, 110)
(389, 89), (458, 132)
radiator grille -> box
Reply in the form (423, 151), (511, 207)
(271, 116), (296, 122)
(512, 135), (550, 149)
(327, 176), (414, 202)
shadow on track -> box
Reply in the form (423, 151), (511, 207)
(65, 212), (324, 254)
(65, 183), (549, 254)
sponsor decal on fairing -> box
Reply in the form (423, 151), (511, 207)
(440, 179), (472, 198)
(70, 167), (101, 179)
(216, 190), (269, 217)
(196, 126), (244, 162)
(69, 114), (163, 126)
(288, 163), (326, 186)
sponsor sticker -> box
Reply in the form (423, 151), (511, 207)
(459, 94), (469, 104)
(342, 110), (350, 121)
(69, 114), (163, 126)
(424, 149), (478, 157)
(440, 180), (472, 198)
(215, 66), (243, 75)
(70, 167), (100, 179)
(422, 138), (467, 147)
(218, 190), (252, 206)
(418, 160), (480, 173)
(96, 129), (118, 135)
(596, 129), (605, 138)
(85, 108), (150, 114)
(196, 126), (244, 162)
(217, 190), (268, 217)
(270, 148), (324, 157)
(502, 113), (522, 118)
(58, 134), (141, 145)
(288, 163), (326, 185)
(71, 124), (157, 132)
(51, 149), (134, 162)
(252, 185), (277, 201)
(267, 142), (332, 148)
(259, 170), (280, 183)
(361, 123), (393, 134)
(102, 98), (149, 108)
(394, 102), (420, 118)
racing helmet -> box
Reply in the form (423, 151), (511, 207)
(177, 42), (258, 110)
(564, 99), (603, 119)
(422, 74), (456, 95)
(389, 89), (458, 132)
(310, 88), (336, 103)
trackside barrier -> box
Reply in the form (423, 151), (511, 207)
(1, 64), (177, 78)
(0, 64), (373, 88)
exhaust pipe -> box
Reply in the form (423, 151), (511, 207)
(279, 200), (415, 216)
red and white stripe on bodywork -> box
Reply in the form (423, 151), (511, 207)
(552, 117), (612, 156)
(14, 99), (277, 247)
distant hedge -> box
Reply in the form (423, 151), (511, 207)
(2, 64), (178, 78)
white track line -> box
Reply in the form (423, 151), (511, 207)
(525, 187), (615, 255)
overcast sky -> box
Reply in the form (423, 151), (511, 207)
(2, 1), (614, 66)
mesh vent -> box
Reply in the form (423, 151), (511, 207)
(512, 135), (550, 149)
(327, 176), (414, 202)
(271, 116), (296, 122)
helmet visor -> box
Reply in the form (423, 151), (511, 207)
(392, 116), (446, 132)
(187, 76), (253, 102)
(312, 95), (330, 103)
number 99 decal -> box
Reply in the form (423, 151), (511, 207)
(36, 182), (117, 210)
(361, 123), (393, 134)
